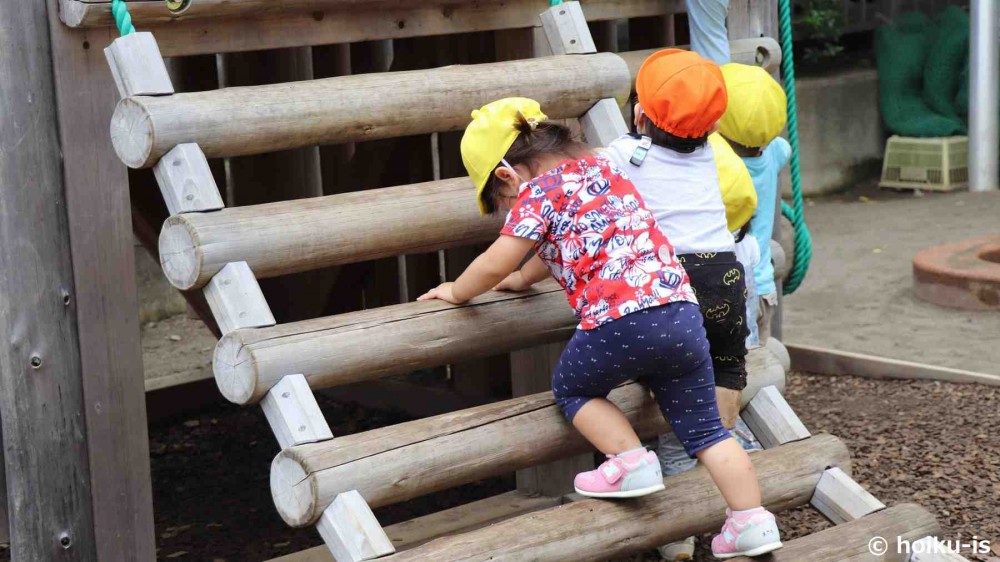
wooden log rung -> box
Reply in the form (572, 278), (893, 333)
(151, 143), (225, 216)
(111, 54), (631, 169)
(269, 352), (786, 527)
(809, 467), (885, 525)
(373, 436), (850, 561)
(103, 32), (174, 98)
(201, 261), (276, 336)
(261, 374), (333, 449)
(729, 504), (942, 562)
(316, 491), (395, 562)
(740, 385), (811, 449)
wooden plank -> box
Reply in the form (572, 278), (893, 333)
(786, 344), (1000, 386)
(0, 3), (99, 557)
(267, 491), (562, 562)
(810, 467), (886, 525)
(377, 435), (850, 562)
(202, 261), (276, 335)
(730, 504), (941, 562)
(316, 491), (395, 562)
(741, 385), (810, 449)
(103, 32), (173, 97)
(270, 353), (788, 525)
(110, 54), (631, 168)
(261, 374), (333, 449)
(62, 0), (685, 56)
(540, 1), (597, 54)
(151, 143), (225, 215)
(45, 6), (157, 560)
(580, 98), (629, 146)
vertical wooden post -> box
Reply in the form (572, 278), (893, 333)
(0, 8), (98, 554)
(1, 2), (158, 559)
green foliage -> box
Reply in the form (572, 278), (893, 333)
(797, 0), (846, 62)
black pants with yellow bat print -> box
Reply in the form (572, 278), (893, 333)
(676, 252), (750, 391)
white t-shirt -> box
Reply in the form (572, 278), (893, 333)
(603, 135), (735, 255)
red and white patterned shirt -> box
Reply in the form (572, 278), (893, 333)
(500, 155), (697, 330)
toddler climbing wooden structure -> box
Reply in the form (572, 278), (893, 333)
(0, 0), (973, 560)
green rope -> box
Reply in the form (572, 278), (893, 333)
(111, 0), (135, 35)
(777, 0), (812, 294)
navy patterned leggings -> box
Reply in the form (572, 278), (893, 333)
(552, 302), (730, 457)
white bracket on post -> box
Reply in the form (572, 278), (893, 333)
(153, 143), (225, 215)
(203, 261), (276, 335)
(261, 374), (334, 449)
(740, 385), (811, 449)
(539, 1), (596, 55)
(317, 491), (396, 562)
(540, 1), (626, 147)
(580, 99), (629, 147)
(104, 32), (174, 98)
(810, 467), (886, 524)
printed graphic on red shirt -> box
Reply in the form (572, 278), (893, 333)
(501, 155), (697, 330)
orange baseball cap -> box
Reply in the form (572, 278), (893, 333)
(636, 49), (728, 139)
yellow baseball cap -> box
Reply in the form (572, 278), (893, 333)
(461, 97), (548, 215)
(709, 133), (757, 231)
(718, 63), (787, 149)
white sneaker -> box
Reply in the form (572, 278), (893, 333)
(658, 536), (695, 561)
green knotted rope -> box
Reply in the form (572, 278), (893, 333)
(777, 0), (812, 294)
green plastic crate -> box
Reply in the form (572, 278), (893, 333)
(879, 135), (969, 191)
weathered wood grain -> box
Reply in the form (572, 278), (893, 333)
(741, 385), (811, 449)
(0, 3), (99, 557)
(158, 177), (503, 290)
(111, 53), (631, 168)
(267, 491), (562, 562)
(810, 467), (886, 525)
(269, 354), (788, 525)
(46, 5), (157, 559)
(315, 491), (394, 561)
(375, 435), (850, 562)
(730, 504), (941, 562)
(62, 0), (684, 57)
(214, 282), (573, 404)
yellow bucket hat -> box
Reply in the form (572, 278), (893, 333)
(718, 63), (787, 149)
(461, 97), (548, 215)
(709, 133), (757, 231)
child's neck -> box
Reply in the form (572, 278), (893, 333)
(722, 136), (763, 158)
(531, 150), (592, 177)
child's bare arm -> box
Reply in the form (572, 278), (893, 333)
(495, 255), (549, 291)
(418, 235), (535, 304)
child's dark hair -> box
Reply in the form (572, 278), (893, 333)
(627, 93), (708, 154)
(735, 219), (751, 243)
(481, 115), (591, 214)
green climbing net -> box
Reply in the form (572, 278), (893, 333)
(777, 0), (812, 294)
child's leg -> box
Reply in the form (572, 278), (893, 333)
(686, 0), (731, 65)
(571, 398), (642, 455)
(695, 439), (761, 510)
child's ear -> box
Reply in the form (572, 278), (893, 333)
(633, 104), (643, 128)
(494, 166), (516, 187)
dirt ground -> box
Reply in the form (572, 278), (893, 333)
(2, 184), (994, 561)
(782, 182), (1000, 374)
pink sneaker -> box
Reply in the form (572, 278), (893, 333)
(573, 449), (664, 498)
(711, 507), (783, 559)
